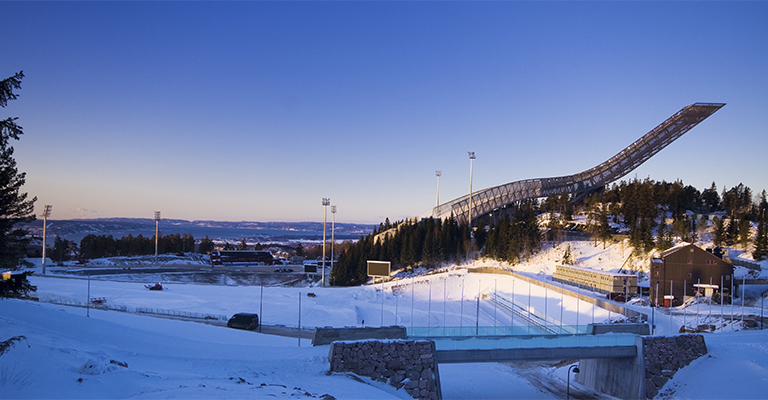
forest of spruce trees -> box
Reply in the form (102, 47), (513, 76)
(331, 179), (768, 286)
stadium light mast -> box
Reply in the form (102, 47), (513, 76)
(468, 152), (476, 230)
(154, 211), (161, 265)
(41, 205), (52, 275)
(331, 205), (337, 284)
(435, 171), (441, 208)
(322, 198), (330, 287)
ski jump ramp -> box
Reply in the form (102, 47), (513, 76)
(432, 103), (725, 225)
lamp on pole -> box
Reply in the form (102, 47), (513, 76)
(567, 364), (580, 400)
(467, 152), (476, 262)
(331, 205), (337, 284)
(467, 152), (476, 230)
(435, 171), (441, 208)
(322, 198), (330, 287)
(41, 205), (52, 275)
(154, 211), (161, 265)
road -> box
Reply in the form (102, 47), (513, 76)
(507, 361), (619, 400)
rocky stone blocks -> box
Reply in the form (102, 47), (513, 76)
(329, 340), (440, 400)
(643, 334), (707, 398)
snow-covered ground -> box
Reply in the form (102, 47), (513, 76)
(0, 277), (567, 400)
(3, 240), (768, 399)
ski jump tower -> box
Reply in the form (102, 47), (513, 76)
(432, 103), (726, 225)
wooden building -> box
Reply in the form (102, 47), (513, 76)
(649, 243), (734, 307)
(553, 264), (637, 295)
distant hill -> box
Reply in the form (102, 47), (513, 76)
(20, 218), (377, 243)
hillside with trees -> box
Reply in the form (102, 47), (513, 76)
(331, 178), (768, 286)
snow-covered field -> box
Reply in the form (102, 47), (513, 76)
(3, 240), (768, 399)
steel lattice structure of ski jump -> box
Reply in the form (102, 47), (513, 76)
(432, 103), (726, 225)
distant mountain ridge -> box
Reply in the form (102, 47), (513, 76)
(21, 218), (377, 243)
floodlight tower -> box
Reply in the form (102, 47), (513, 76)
(467, 152), (476, 230)
(322, 198), (330, 287)
(435, 171), (441, 208)
(154, 211), (161, 264)
(331, 205), (337, 282)
(41, 205), (52, 275)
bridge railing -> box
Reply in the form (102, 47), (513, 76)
(430, 332), (637, 351)
(407, 324), (591, 338)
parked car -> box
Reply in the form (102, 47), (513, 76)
(227, 313), (259, 330)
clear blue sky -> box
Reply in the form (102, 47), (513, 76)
(4, 1), (767, 224)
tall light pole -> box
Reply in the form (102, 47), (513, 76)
(154, 211), (161, 265)
(41, 205), (52, 275)
(435, 171), (441, 208)
(331, 205), (337, 284)
(322, 198), (330, 287)
(467, 152), (476, 230)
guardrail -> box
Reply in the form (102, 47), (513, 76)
(728, 257), (761, 271)
(135, 307), (228, 321)
(407, 324), (590, 338)
(40, 297), (228, 322)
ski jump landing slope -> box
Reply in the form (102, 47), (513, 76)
(432, 103), (725, 224)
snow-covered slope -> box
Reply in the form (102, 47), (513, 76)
(5, 238), (768, 399)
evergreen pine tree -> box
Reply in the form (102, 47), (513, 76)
(640, 218), (655, 253)
(0, 71), (36, 272)
(672, 216), (691, 243)
(697, 214), (709, 234)
(713, 217), (726, 247)
(598, 204), (611, 249)
(701, 182), (720, 213)
(181, 233), (194, 253)
(725, 217), (738, 246)
(656, 221), (673, 251)
(497, 214), (512, 262)
(753, 194), (767, 261)
(53, 235), (65, 262)
(422, 227), (434, 268)
(738, 218), (752, 250)
(198, 236), (215, 254)
(753, 217), (767, 261)
(562, 244), (574, 265)
(433, 218), (444, 264)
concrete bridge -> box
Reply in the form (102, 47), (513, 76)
(424, 323), (647, 363)
(434, 341), (637, 363)
(324, 324), (699, 400)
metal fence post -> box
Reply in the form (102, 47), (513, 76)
(298, 292), (302, 347)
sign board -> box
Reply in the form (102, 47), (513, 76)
(367, 260), (391, 277)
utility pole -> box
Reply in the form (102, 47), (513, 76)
(435, 171), (441, 208)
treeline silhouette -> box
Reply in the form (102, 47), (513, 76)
(79, 233), (214, 259)
(331, 200), (541, 286)
(331, 179), (768, 286)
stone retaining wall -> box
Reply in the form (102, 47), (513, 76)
(329, 340), (441, 400)
(643, 335), (707, 398)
